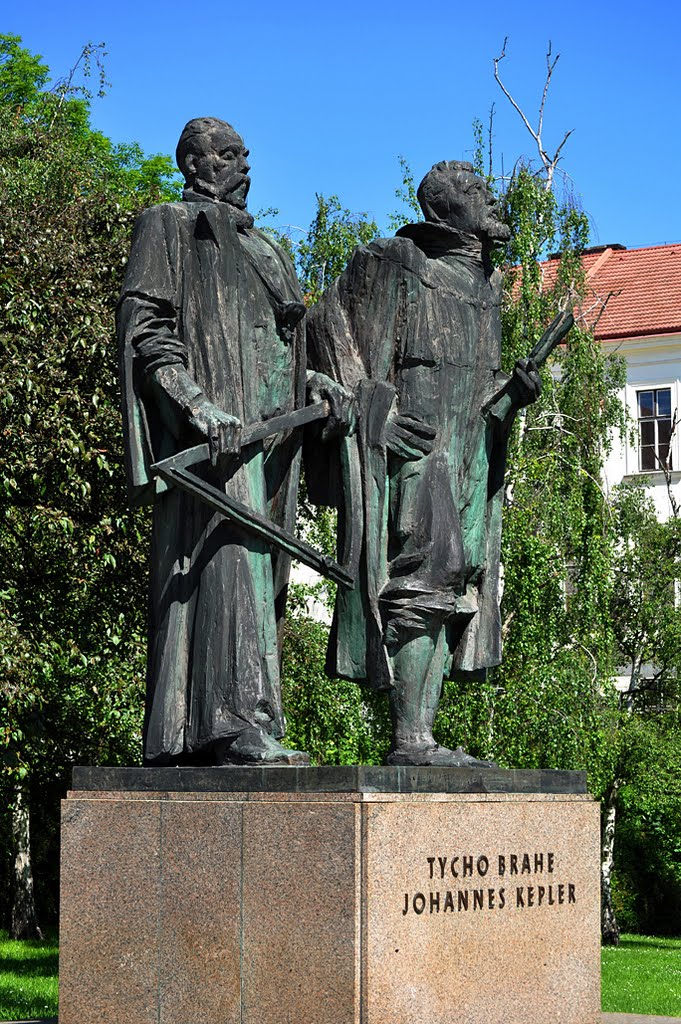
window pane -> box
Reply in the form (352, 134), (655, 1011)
(640, 421), (656, 447)
(659, 442), (671, 468)
(640, 445), (657, 471)
(656, 389), (672, 418)
(659, 418), (672, 447)
(638, 391), (654, 418)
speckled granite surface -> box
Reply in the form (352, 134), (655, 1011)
(6, 1013), (681, 1023)
(59, 770), (600, 1024)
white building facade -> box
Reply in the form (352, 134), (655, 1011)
(603, 331), (681, 520)
(567, 243), (681, 520)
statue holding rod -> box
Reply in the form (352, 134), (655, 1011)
(117, 117), (351, 766)
(307, 159), (572, 767)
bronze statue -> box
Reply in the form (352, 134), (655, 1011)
(118, 117), (347, 766)
(119, 125), (570, 770)
(307, 160), (560, 767)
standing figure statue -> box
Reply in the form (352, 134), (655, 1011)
(307, 160), (544, 767)
(118, 117), (345, 766)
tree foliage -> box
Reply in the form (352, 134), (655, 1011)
(269, 193), (378, 306)
(482, 164), (626, 784)
(281, 617), (390, 765)
(0, 34), (181, 929)
(604, 482), (681, 935)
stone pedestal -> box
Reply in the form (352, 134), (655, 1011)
(59, 767), (600, 1024)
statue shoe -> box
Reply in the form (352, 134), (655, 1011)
(386, 743), (497, 769)
(218, 726), (310, 766)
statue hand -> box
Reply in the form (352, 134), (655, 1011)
(307, 371), (356, 440)
(384, 412), (436, 461)
(509, 360), (540, 407)
(510, 358), (541, 409)
(188, 398), (242, 466)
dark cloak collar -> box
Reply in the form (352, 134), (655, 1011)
(396, 220), (490, 267)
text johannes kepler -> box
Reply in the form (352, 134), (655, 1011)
(402, 852), (577, 916)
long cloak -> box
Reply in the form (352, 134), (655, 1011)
(117, 198), (305, 763)
(306, 223), (510, 689)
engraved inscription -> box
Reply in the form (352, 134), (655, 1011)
(402, 851), (577, 916)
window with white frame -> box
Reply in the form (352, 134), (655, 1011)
(637, 387), (673, 472)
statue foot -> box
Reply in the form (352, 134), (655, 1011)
(386, 744), (497, 768)
(216, 727), (310, 766)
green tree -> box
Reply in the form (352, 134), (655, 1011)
(281, 616), (390, 765)
(598, 482), (681, 941)
(288, 193), (378, 305)
(0, 35), (180, 935)
(0, 33), (49, 108)
(611, 482), (681, 703)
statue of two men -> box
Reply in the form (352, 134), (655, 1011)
(118, 118), (540, 768)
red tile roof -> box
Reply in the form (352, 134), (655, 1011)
(553, 244), (681, 341)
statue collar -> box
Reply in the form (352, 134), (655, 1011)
(396, 220), (486, 264)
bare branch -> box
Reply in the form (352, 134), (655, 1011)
(493, 38), (574, 192)
(553, 129), (575, 165)
(493, 39), (539, 150)
(538, 41), (560, 140)
(656, 409), (679, 519)
(578, 288), (621, 334)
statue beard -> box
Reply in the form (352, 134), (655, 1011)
(186, 176), (254, 229)
(226, 203), (254, 230)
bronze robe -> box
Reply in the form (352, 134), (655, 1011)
(118, 197), (305, 763)
(307, 223), (510, 689)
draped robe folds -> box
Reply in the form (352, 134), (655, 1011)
(306, 224), (511, 689)
(117, 198), (306, 764)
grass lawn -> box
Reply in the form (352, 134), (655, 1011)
(0, 930), (58, 1022)
(2, 928), (681, 1020)
(602, 933), (681, 1016)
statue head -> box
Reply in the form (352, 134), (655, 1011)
(417, 161), (510, 246)
(176, 117), (251, 210)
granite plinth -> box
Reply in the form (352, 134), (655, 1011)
(59, 768), (600, 1024)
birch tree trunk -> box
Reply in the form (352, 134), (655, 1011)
(10, 784), (43, 941)
(601, 779), (620, 946)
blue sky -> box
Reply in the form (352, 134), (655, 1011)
(8, 0), (681, 249)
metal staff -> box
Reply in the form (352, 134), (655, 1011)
(151, 401), (355, 589)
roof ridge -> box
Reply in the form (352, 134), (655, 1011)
(586, 247), (614, 280)
(609, 243), (681, 255)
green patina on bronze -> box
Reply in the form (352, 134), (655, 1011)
(118, 128), (569, 769)
(117, 118), (317, 767)
(306, 159), (561, 767)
